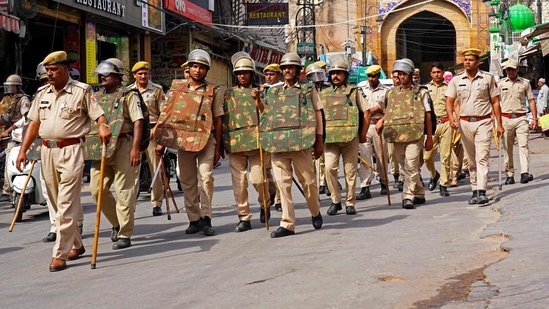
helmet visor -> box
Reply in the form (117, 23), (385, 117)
(93, 60), (121, 77)
(308, 72), (326, 83)
(3, 83), (18, 94)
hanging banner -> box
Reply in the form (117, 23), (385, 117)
(85, 21), (97, 84)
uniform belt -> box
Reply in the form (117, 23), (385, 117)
(501, 113), (526, 119)
(370, 118), (380, 125)
(459, 114), (491, 122)
(42, 137), (84, 148)
(436, 117), (450, 125)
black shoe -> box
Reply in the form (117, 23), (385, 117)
(428, 171), (439, 191)
(274, 203), (282, 212)
(393, 173), (400, 189)
(319, 185), (326, 194)
(413, 197), (426, 205)
(270, 193), (276, 206)
(439, 185), (450, 197)
(312, 213), (323, 229)
(152, 206), (162, 216)
(402, 199), (415, 209)
(520, 173), (533, 184)
(177, 180), (183, 192)
(397, 181), (404, 192)
(0, 194), (11, 202)
(505, 177), (515, 185)
(185, 221), (200, 234)
(112, 238), (132, 250)
(325, 185), (331, 197)
(327, 202), (342, 215)
(43, 232), (56, 243)
(346, 206), (356, 215)
(356, 187), (371, 200)
(270, 227), (295, 238)
(380, 183), (387, 195)
(260, 207), (271, 223)
(235, 220), (252, 232)
(110, 226), (120, 242)
(468, 190), (478, 205)
(457, 172), (467, 181)
(477, 190), (489, 204)
(200, 216), (216, 236)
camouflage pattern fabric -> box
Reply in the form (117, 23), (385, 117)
(260, 84), (316, 153)
(84, 88), (127, 160)
(320, 85), (359, 143)
(154, 79), (215, 152)
(383, 84), (426, 143)
(222, 87), (260, 153)
(0, 94), (25, 132)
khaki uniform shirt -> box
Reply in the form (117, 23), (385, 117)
(27, 79), (104, 139)
(426, 80), (449, 118)
(497, 77), (533, 114)
(283, 82), (324, 110)
(97, 87), (143, 135)
(445, 70), (499, 117)
(128, 80), (165, 124)
(358, 82), (388, 119)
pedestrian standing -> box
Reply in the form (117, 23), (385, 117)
(446, 48), (504, 205)
(498, 59), (536, 184)
(16, 51), (111, 271)
(536, 78), (548, 118)
(88, 58), (144, 250)
(423, 62), (453, 197)
(357, 65), (389, 199)
(128, 61), (165, 216)
(377, 58), (434, 209)
(154, 49), (223, 236)
(260, 52), (324, 238)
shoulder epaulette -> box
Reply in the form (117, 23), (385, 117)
(72, 80), (93, 91)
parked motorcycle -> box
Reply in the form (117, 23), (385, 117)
(6, 128), (45, 222)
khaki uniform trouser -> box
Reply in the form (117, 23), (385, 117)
(228, 149), (272, 221)
(325, 137), (359, 206)
(272, 149), (321, 232)
(41, 143), (84, 259)
(394, 138), (425, 200)
(145, 138), (163, 207)
(502, 116), (530, 176)
(460, 118), (492, 191)
(387, 142), (404, 181)
(266, 167), (280, 204)
(177, 135), (216, 222)
(2, 141), (15, 195)
(358, 124), (388, 187)
(90, 137), (139, 239)
(423, 122), (453, 186)
(42, 170), (83, 233)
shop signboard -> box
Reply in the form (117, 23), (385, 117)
(142, 0), (165, 33)
(85, 21), (97, 84)
(246, 3), (288, 26)
(164, 0), (212, 28)
(297, 42), (314, 56)
(248, 43), (283, 69)
(150, 31), (190, 87)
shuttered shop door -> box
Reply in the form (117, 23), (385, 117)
(208, 59), (230, 86)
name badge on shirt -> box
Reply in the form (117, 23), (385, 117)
(40, 101), (49, 105)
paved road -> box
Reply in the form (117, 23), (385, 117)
(1, 136), (548, 308)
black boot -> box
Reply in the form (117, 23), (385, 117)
(477, 190), (489, 204)
(185, 221), (200, 234)
(393, 173), (400, 189)
(325, 185), (331, 197)
(260, 206), (271, 223)
(319, 185), (326, 194)
(428, 171), (440, 191)
(356, 187), (371, 200)
(397, 181), (404, 192)
(327, 202), (342, 215)
(439, 185), (450, 197)
(468, 190), (478, 205)
(200, 216), (216, 236)
(380, 183), (387, 195)
(520, 173), (533, 184)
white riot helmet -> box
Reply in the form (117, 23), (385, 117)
(188, 49), (211, 68)
(93, 58), (126, 77)
(305, 63), (326, 83)
(36, 63), (48, 81)
(392, 58), (415, 75)
(4, 74), (22, 94)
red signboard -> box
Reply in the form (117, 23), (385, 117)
(249, 43), (283, 69)
(164, 0), (212, 28)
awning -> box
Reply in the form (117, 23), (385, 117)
(0, 12), (20, 34)
(519, 44), (540, 61)
(521, 22), (549, 40)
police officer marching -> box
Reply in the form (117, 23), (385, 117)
(16, 51), (111, 271)
(222, 52), (272, 232)
(357, 65), (389, 200)
(87, 58), (144, 250)
(446, 48), (504, 205)
(128, 61), (166, 216)
(321, 60), (366, 216)
(377, 58), (434, 209)
(423, 62), (453, 197)
(154, 49), (224, 236)
(498, 59), (536, 184)
(260, 52), (324, 238)
(0, 74), (31, 202)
